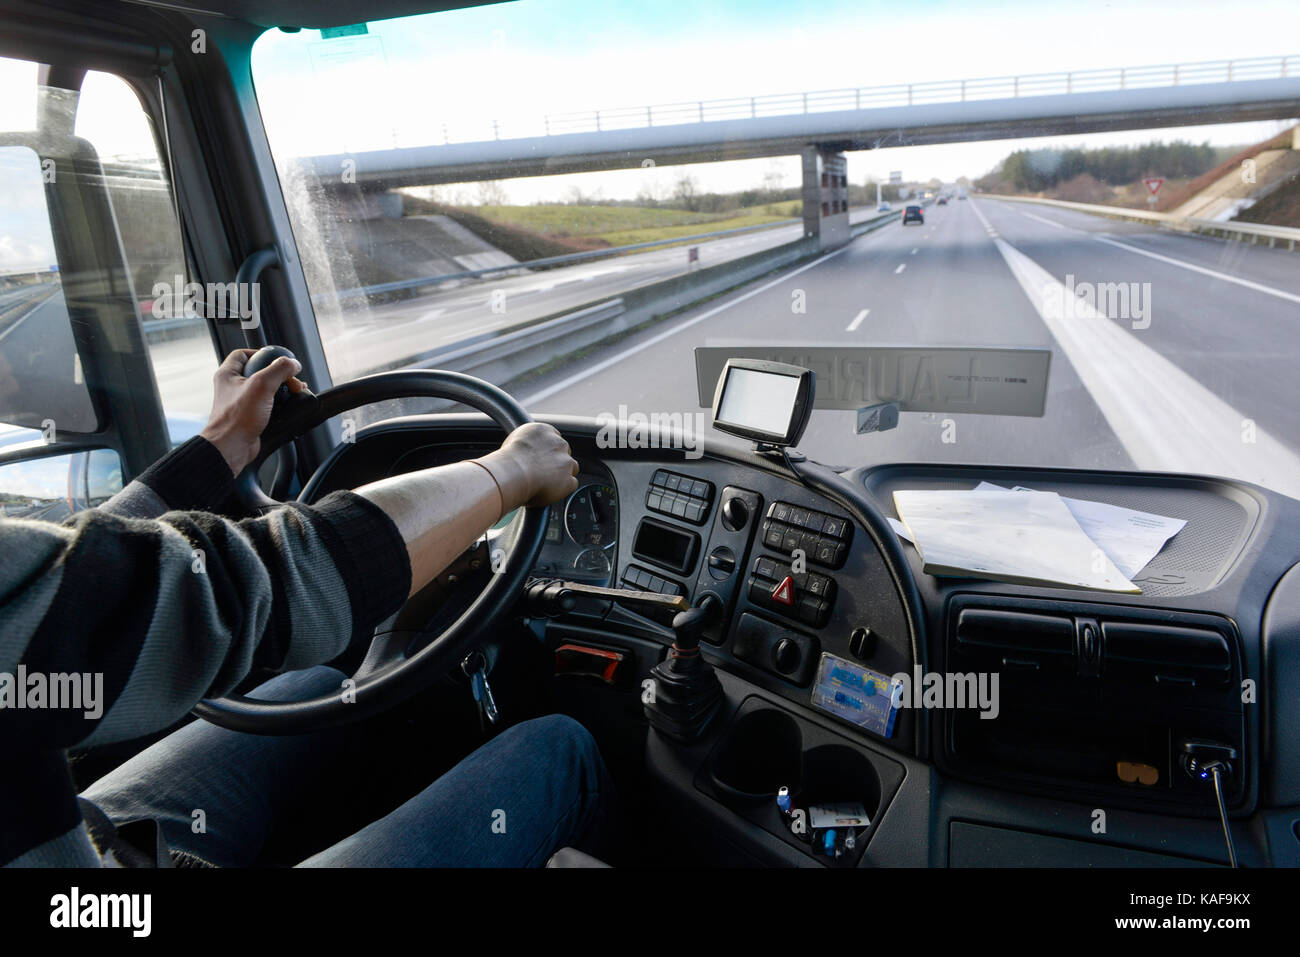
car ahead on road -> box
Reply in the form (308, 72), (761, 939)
(937, 196), (949, 205)
(902, 203), (925, 224)
(876, 201), (892, 212)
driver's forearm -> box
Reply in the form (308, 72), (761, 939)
(355, 460), (506, 598)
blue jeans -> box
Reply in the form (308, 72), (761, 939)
(82, 666), (613, 867)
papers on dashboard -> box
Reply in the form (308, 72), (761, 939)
(973, 482), (1186, 579)
(891, 488), (1141, 593)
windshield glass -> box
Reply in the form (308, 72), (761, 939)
(251, 1), (1300, 497)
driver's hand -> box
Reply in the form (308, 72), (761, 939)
(474, 422), (580, 512)
(200, 349), (308, 476)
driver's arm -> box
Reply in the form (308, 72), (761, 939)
(0, 420), (578, 754)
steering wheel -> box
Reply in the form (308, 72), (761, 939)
(190, 346), (549, 735)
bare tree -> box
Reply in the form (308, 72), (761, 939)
(673, 173), (699, 211)
(475, 180), (508, 206)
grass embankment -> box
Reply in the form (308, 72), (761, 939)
(472, 200), (802, 248)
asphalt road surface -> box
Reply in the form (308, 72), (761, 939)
(520, 197), (1300, 500)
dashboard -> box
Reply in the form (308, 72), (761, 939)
(304, 414), (1300, 868)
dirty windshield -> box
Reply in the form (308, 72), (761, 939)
(250, 1), (1300, 498)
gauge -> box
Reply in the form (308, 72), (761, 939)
(573, 548), (612, 575)
(565, 483), (617, 549)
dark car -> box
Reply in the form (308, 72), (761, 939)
(902, 203), (924, 224)
(937, 196), (948, 205)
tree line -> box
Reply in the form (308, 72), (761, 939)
(978, 140), (1219, 192)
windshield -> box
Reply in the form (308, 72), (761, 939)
(251, 1), (1300, 498)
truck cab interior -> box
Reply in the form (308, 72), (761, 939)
(2, 0), (1300, 872)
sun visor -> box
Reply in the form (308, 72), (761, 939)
(694, 345), (1051, 417)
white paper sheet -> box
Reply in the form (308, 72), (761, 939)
(892, 488), (1140, 593)
(974, 482), (1185, 578)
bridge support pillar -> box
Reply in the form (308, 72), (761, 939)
(801, 147), (850, 249)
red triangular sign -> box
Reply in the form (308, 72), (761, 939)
(771, 576), (795, 605)
(1144, 178), (1164, 194)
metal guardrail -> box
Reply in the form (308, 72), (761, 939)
(421, 55), (1297, 145)
(983, 193), (1300, 250)
(144, 207), (898, 344)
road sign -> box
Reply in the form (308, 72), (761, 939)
(1144, 178), (1164, 194)
(687, 246), (699, 264)
(889, 171), (903, 185)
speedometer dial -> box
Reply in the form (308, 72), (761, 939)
(564, 483), (617, 549)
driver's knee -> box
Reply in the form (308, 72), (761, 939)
(494, 714), (615, 858)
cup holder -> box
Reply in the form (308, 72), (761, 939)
(798, 744), (883, 825)
(710, 708), (802, 804)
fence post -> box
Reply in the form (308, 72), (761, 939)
(751, 96), (756, 118)
(698, 101), (704, 122)
(1013, 76), (1019, 96)
(802, 92), (807, 113)
(544, 116), (549, 136)
(647, 105), (652, 126)
(1120, 68), (1125, 89)
(596, 111), (601, 131)
(907, 84), (913, 105)
(961, 79), (966, 101)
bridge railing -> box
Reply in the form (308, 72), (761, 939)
(488, 55), (1298, 143)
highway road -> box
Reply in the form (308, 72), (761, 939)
(520, 197), (1300, 500)
(8, 199), (1300, 501)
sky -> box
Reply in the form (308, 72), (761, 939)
(248, 0), (1300, 202)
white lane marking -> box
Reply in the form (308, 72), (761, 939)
(894, 263), (906, 274)
(1019, 210), (1068, 230)
(968, 201), (1300, 498)
(846, 308), (870, 332)
(1093, 234), (1300, 306)
(910, 247), (919, 255)
(521, 240), (860, 405)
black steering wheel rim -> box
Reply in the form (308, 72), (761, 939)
(190, 368), (548, 735)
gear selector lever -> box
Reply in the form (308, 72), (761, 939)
(643, 592), (725, 743)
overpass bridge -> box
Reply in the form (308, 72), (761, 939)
(299, 56), (1300, 187)
(294, 55), (1300, 250)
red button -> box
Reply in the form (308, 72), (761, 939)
(771, 575), (795, 606)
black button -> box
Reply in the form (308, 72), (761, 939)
(763, 524), (785, 549)
(771, 502), (791, 522)
(665, 474), (681, 491)
(685, 501), (705, 522)
(755, 557), (777, 579)
(822, 517), (848, 539)
(805, 574), (828, 597)
(781, 530), (802, 553)
(788, 506), (809, 527)
(652, 470), (668, 487)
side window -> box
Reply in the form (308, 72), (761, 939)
(0, 56), (218, 515)
(74, 70), (219, 443)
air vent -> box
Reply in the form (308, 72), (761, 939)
(1101, 622), (1231, 688)
(955, 608), (1074, 672)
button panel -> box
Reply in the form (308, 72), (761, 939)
(761, 501), (852, 569)
(621, 563), (684, 596)
(748, 557), (836, 628)
(647, 469), (715, 525)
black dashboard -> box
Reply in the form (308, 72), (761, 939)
(305, 413), (1300, 867)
